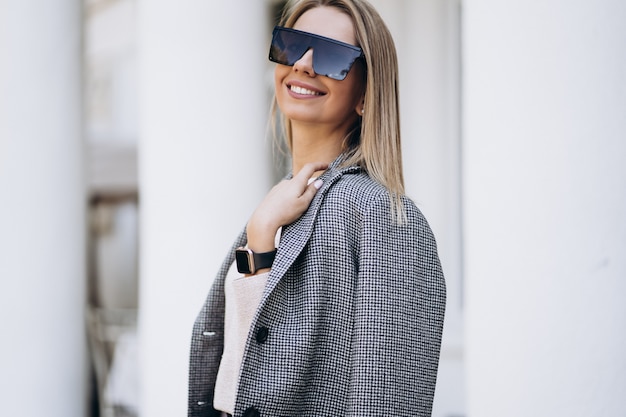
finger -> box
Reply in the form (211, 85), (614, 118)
(294, 162), (328, 183)
(299, 179), (324, 203)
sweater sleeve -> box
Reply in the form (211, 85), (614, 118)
(347, 193), (446, 416)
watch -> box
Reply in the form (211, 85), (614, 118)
(235, 247), (277, 274)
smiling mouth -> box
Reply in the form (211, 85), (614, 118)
(289, 84), (324, 96)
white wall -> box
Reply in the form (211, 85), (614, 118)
(0, 1), (87, 416)
(137, 1), (270, 415)
(463, 0), (626, 415)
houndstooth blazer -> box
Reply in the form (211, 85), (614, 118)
(188, 157), (446, 417)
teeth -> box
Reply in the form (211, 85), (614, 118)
(290, 85), (321, 96)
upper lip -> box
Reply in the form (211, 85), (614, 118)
(286, 80), (326, 95)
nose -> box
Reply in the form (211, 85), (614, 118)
(292, 48), (315, 77)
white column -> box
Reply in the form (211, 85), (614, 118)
(137, 0), (270, 415)
(0, 1), (86, 417)
(463, 1), (626, 416)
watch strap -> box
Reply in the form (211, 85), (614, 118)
(253, 249), (277, 271)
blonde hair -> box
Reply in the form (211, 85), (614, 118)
(274, 0), (406, 222)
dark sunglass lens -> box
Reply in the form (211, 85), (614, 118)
(313, 42), (357, 80)
(270, 29), (309, 65)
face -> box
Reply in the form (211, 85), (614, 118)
(274, 6), (366, 131)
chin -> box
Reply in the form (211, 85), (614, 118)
(279, 104), (322, 124)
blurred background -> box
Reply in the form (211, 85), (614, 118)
(0, 0), (624, 416)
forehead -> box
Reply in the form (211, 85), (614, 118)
(293, 6), (357, 47)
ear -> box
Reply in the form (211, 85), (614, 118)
(355, 95), (365, 117)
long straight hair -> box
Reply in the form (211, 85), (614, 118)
(274, 0), (406, 223)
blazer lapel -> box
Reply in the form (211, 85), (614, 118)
(260, 160), (361, 301)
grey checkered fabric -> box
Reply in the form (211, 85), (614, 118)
(188, 158), (446, 417)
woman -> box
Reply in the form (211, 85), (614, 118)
(188, 1), (446, 416)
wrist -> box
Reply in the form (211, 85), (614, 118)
(246, 218), (279, 253)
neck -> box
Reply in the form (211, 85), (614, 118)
(290, 121), (352, 176)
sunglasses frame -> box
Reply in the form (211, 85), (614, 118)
(269, 26), (365, 81)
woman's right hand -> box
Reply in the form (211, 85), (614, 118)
(246, 162), (328, 253)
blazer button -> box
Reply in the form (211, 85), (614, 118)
(243, 406), (261, 417)
(256, 326), (269, 344)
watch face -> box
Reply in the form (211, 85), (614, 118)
(235, 249), (253, 274)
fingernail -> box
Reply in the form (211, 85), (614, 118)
(313, 179), (323, 189)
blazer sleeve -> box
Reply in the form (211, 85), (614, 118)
(347, 193), (446, 416)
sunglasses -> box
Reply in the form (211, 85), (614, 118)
(269, 26), (364, 81)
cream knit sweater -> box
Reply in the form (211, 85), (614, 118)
(213, 261), (269, 414)
(213, 221), (289, 415)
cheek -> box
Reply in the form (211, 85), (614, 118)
(274, 66), (291, 109)
(274, 65), (289, 92)
(337, 78), (364, 109)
